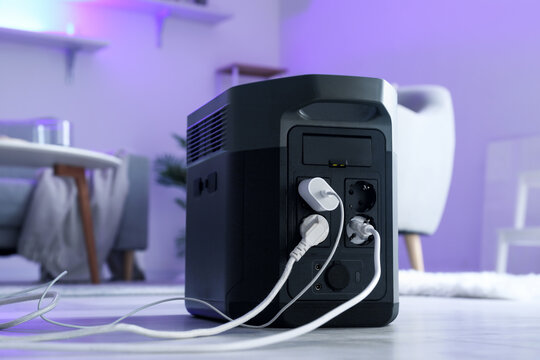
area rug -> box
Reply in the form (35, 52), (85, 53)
(0, 283), (185, 298)
(399, 270), (540, 301)
(2, 272), (540, 301)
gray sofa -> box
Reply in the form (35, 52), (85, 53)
(0, 123), (149, 281)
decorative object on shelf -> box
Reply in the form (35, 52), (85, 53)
(215, 63), (287, 93)
(92, 0), (231, 47)
(0, 118), (72, 146)
(154, 134), (188, 256)
(217, 63), (287, 85)
(0, 26), (108, 82)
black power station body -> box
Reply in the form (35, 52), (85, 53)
(185, 75), (398, 327)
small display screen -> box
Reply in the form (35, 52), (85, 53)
(303, 135), (372, 167)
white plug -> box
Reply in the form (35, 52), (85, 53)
(346, 216), (375, 245)
(290, 214), (330, 262)
(298, 177), (339, 212)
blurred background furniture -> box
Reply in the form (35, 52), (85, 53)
(496, 170), (540, 273)
(395, 85), (455, 271)
(0, 118), (150, 282)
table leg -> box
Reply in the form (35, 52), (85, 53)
(54, 164), (100, 284)
(123, 250), (134, 281)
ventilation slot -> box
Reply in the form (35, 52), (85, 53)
(187, 106), (227, 164)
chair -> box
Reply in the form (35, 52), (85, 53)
(395, 85), (455, 271)
(496, 170), (540, 273)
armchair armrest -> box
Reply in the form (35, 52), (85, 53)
(114, 154), (150, 250)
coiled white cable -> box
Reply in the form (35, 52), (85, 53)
(0, 292), (59, 330)
(0, 271), (65, 330)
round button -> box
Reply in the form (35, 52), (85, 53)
(325, 263), (350, 291)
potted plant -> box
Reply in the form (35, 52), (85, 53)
(154, 134), (187, 256)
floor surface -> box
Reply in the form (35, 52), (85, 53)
(0, 294), (539, 359)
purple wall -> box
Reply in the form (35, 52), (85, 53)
(280, 0), (540, 272)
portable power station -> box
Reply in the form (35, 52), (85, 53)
(185, 74), (398, 327)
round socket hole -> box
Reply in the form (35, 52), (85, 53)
(348, 181), (376, 212)
(314, 263), (322, 271)
(315, 283), (322, 291)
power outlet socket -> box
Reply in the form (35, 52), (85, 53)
(344, 179), (378, 247)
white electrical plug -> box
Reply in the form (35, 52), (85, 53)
(298, 177), (339, 212)
(290, 214), (330, 261)
(346, 216), (375, 245)
(300, 214), (329, 247)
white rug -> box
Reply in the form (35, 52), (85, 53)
(2, 272), (540, 301)
(399, 270), (540, 301)
(0, 283), (185, 298)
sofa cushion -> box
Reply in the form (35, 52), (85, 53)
(0, 166), (40, 179)
(0, 228), (19, 249)
(0, 178), (35, 227)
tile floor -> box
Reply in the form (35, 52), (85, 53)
(0, 294), (539, 359)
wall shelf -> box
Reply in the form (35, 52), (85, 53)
(216, 63), (287, 88)
(0, 26), (108, 82)
(93, 0), (232, 46)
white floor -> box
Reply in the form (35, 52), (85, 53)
(1, 294), (539, 359)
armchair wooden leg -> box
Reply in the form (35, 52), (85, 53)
(404, 234), (425, 272)
(123, 250), (134, 281)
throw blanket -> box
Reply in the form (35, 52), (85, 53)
(17, 156), (129, 281)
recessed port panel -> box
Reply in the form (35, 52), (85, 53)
(287, 126), (387, 302)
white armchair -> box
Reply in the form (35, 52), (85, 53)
(395, 85), (455, 271)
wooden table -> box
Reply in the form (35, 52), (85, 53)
(0, 139), (121, 284)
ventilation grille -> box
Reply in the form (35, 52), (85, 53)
(187, 106), (228, 164)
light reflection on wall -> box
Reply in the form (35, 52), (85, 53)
(0, 0), (74, 33)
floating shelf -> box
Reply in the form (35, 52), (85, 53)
(0, 26), (107, 52)
(96, 0), (232, 24)
(0, 26), (108, 82)
(217, 63), (287, 78)
(93, 0), (232, 46)
(216, 63), (287, 88)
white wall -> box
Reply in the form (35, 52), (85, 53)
(0, 0), (281, 281)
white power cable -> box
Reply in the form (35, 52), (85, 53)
(244, 192), (344, 329)
(0, 292), (59, 330)
(0, 227), (381, 354)
(36, 193), (341, 332)
(40, 296), (235, 330)
(0, 258), (294, 342)
(0, 181), (383, 354)
(0, 199), (333, 342)
(0, 270), (66, 330)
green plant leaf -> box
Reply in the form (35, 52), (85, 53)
(175, 197), (186, 209)
(154, 154), (187, 188)
(172, 134), (187, 149)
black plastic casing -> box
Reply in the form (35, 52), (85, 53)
(185, 75), (398, 327)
